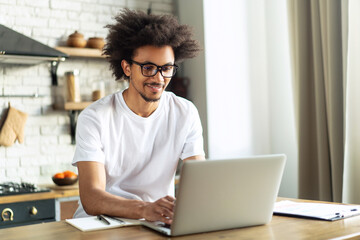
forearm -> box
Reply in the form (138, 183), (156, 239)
(76, 161), (174, 224)
(76, 161), (147, 219)
(80, 187), (147, 218)
(183, 155), (205, 161)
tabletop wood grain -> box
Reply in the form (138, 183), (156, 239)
(1, 211), (360, 240)
(1, 198), (360, 240)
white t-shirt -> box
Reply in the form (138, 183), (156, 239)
(72, 90), (204, 218)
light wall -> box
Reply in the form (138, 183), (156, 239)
(177, 0), (298, 198)
(265, 0), (298, 199)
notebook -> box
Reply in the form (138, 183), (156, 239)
(66, 216), (141, 232)
(142, 154), (286, 236)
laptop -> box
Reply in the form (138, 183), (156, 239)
(142, 154), (286, 236)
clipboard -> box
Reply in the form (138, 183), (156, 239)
(274, 200), (360, 221)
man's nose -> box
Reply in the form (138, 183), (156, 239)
(153, 70), (165, 82)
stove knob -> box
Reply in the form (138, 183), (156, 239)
(30, 206), (38, 216)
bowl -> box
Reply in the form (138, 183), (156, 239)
(52, 176), (78, 186)
(87, 37), (105, 49)
(67, 31), (87, 48)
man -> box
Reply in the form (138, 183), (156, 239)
(72, 9), (205, 225)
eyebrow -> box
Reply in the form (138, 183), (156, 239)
(140, 61), (175, 66)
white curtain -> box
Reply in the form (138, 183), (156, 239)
(342, 0), (360, 204)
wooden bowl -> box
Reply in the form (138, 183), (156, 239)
(87, 37), (105, 49)
(67, 31), (87, 48)
(52, 176), (78, 186)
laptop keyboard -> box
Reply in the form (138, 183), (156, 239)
(156, 222), (171, 229)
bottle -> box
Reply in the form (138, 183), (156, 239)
(65, 70), (81, 102)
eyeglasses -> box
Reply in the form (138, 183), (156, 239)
(130, 60), (178, 78)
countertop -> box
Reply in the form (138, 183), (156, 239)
(0, 184), (79, 204)
(0, 177), (179, 205)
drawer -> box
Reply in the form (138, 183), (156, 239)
(0, 199), (55, 228)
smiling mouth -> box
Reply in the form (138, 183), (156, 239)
(145, 83), (164, 91)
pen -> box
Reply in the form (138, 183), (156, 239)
(97, 215), (111, 225)
(104, 215), (125, 224)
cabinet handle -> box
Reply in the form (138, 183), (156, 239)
(1, 208), (14, 221)
(30, 206), (38, 215)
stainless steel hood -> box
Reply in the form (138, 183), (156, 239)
(0, 24), (68, 64)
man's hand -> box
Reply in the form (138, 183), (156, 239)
(142, 195), (176, 224)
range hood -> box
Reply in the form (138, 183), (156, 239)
(0, 24), (68, 64)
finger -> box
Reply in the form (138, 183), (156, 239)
(155, 200), (174, 212)
(153, 203), (174, 218)
(158, 207), (174, 219)
(164, 195), (176, 202)
(157, 197), (175, 210)
(162, 217), (173, 225)
(158, 214), (173, 225)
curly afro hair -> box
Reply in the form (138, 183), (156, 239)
(103, 8), (200, 81)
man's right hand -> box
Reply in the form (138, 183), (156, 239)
(142, 195), (176, 224)
(78, 161), (177, 223)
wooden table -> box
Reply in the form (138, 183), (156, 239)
(1, 199), (360, 240)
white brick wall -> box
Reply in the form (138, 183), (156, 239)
(0, 0), (175, 184)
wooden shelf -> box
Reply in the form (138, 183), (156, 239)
(53, 47), (104, 143)
(64, 101), (92, 110)
(55, 46), (106, 58)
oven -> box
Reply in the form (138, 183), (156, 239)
(0, 182), (55, 229)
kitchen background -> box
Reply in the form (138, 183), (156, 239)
(0, 0), (175, 184)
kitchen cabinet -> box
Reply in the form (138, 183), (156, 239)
(0, 185), (79, 228)
(0, 199), (55, 228)
(59, 199), (78, 220)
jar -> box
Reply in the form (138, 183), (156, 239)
(92, 81), (105, 101)
(65, 70), (81, 102)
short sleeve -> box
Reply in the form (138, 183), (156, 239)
(72, 108), (105, 166)
(180, 103), (205, 160)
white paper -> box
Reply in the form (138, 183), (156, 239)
(66, 216), (141, 232)
(274, 200), (360, 221)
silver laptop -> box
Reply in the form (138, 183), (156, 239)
(142, 154), (286, 236)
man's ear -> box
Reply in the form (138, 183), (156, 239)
(121, 60), (131, 77)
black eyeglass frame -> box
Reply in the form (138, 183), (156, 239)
(129, 60), (178, 78)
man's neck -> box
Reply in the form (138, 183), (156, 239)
(122, 89), (160, 117)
